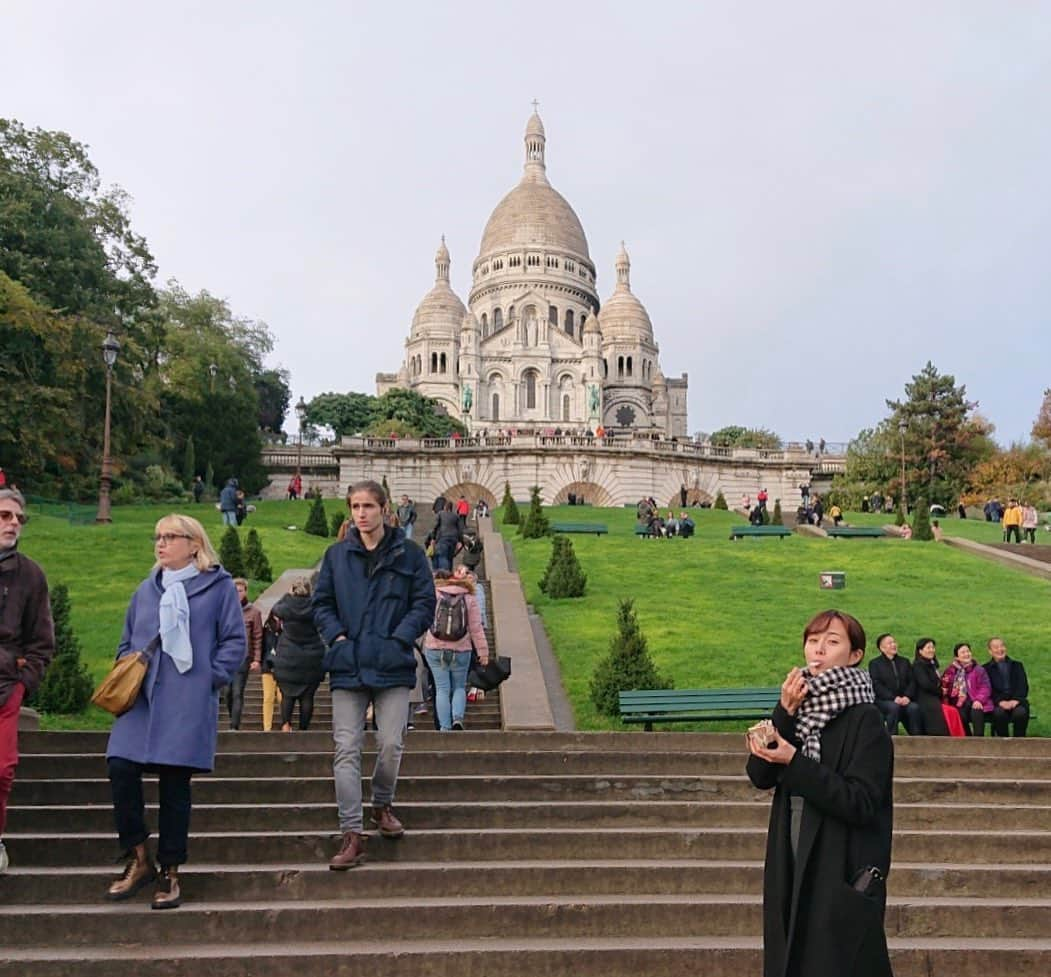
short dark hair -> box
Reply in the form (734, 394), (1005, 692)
(952, 642), (971, 656)
(803, 609), (866, 659)
(875, 632), (893, 651)
(347, 479), (386, 508)
(915, 637), (936, 654)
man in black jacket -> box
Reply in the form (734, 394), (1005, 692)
(868, 633), (922, 735)
(984, 637), (1029, 737)
(0, 489), (55, 873)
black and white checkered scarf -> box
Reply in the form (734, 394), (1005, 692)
(795, 666), (875, 762)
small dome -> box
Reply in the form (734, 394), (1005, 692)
(411, 238), (466, 339)
(599, 243), (653, 341)
(525, 110), (545, 138)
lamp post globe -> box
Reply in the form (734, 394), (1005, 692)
(95, 331), (121, 523)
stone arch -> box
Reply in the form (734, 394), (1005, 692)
(668, 487), (714, 508)
(441, 481), (497, 508)
(551, 481), (615, 507)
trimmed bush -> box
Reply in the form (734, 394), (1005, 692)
(912, 496), (934, 541)
(761, 506), (771, 525)
(590, 598), (672, 717)
(772, 499), (783, 525)
(330, 509), (347, 538)
(183, 435), (196, 486)
(34, 583), (93, 714)
(714, 490), (728, 510)
(540, 535), (587, 598)
(520, 485), (551, 538)
(243, 528), (273, 582)
(382, 475), (391, 502)
(305, 494), (329, 537)
(895, 504), (907, 527)
(219, 527), (246, 577)
(501, 481), (520, 525)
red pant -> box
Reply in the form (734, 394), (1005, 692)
(0, 683), (25, 836)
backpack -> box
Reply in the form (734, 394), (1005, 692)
(432, 591), (468, 641)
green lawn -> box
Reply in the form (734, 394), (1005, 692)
(19, 499), (349, 729)
(503, 506), (1051, 733)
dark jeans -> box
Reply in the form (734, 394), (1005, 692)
(224, 663), (250, 729)
(992, 703), (1029, 737)
(280, 683), (318, 730)
(950, 703), (986, 737)
(875, 698), (923, 735)
(434, 537), (457, 572)
(1005, 525), (1022, 543)
(108, 757), (192, 867)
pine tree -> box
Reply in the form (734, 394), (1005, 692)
(590, 599), (672, 717)
(219, 527), (246, 577)
(34, 583), (92, 714)
(330, 509), (347, 538)
(382, 475), (391, 502)
(539, 536), (566, 593)
(305, 494), (329, 537)
(204, 462), (215, 494)
(714, 490), (728, 510)
(543, 535), (587, 598)
(520, 485), (551, 538)
(772, 499), (783, 525)
(895, 503), (907, 527)
(911, 495), (934, 541)
(243, 528), (273, 582)
(501, 481), (520, 525)
(183, 435), (196, 486)
(761, 506), (771, 525)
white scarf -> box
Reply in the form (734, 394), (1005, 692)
(159, 564), (200, 673)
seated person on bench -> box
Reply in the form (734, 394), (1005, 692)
(678, 512), (695, 538)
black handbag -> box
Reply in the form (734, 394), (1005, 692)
(467, 655), (511, 692)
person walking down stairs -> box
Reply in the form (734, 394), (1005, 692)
(313, 480), (435, 870)
(271, 578), (326, 732)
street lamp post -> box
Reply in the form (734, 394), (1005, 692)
(898, 418), (908, 518)
(95, 331), (121, 523)
(208, 362), (218, 392)
(295, 396), (307, 475)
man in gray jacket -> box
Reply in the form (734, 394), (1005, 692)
(396, 495), (417, 541)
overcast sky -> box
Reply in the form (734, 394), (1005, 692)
(4, 2), (1050, 444)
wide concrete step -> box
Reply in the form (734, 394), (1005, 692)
(10, 799), (1051, 833)
(8, 826), (1051, 868)
(14, 773), (1051, 806)
(17, 748), (1051, 779)
(5, 859), (1048, 905)
(2, 937), (1050, 977)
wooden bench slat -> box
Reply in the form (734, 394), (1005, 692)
(618, 687), (780, 729)
(551, 523), (608, 535)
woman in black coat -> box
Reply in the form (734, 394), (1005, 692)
(272, 577), (326, 731)
(912, 637), (949, 736)
(746, 609), (894, 977)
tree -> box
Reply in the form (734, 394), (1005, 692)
(771, 499), (783, 525)
(589, 599), (672, 717)
(709, 426), (781, 449)
(1032, 389), (1051, 450)
(182, 435), (196, 485)
(330, 508), (347, 537)
(964, 444), (1051, 509)
(254, 367), (291, 434)
(382, 475), (391, 503)
(714, 490), (728, 510)
(369, 387), (467, 438)
(501, 481), (520, 525)
(243, 528), (273, 582)
(33, 583), (92, 714)
(305, 494), (329, 537)
(520, 485), (550, 538)
(306, 391), (376, 439)
(911, 496), (934, 541)
(538, 535), (587, 598)
(218, 527), (246, 577)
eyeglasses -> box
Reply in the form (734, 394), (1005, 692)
(153, 533), (192, 544)
(0, 510), (27, 526)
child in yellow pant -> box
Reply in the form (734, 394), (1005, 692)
(261, 673), (283, 732)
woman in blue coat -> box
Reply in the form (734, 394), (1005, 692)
(105, 514), (245, 909)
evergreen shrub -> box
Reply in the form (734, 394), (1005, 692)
(34, 583), (93, 714)
(714, 490), (728, 510)
(330, 509), (347, 538)
(305, 494), (329, 537)
(539, 535), (587, 597)
(501, 481), (520, 525)
(219, 527), (246, 577)
(590, 598), (672, 717)
(243, 528), (273, 582)
(520, 486), (550, 539)
(912, 496), (934, 541)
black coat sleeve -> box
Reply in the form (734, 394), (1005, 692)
(746, 704), (799, 791)
(868, 658), (894, 701)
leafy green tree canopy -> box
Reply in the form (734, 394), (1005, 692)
(709, 426), (781, 449)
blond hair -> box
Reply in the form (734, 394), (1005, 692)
(154, 514), (220, 572)
(289, 575), (312, 597)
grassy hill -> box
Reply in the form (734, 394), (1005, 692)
(502, 505), (1051, 732)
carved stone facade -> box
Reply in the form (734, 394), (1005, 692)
(376, 110), (688, 438)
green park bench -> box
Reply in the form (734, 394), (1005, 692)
(619, 688), (781, 731)
(729, 525), (793, 540)
(551, 522), (608, 535)
(826, 526), (887, 539)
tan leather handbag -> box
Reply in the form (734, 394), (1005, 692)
(91, 636), (161, 716)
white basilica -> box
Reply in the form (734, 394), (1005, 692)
(376, 110), (688, 437)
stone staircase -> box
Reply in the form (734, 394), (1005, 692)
(3, 731), (1051, 976)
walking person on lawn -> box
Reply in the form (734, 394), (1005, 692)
(105, 514), (244, 908)
(313, 480), (435, 869)
(0, 488), (55, 874)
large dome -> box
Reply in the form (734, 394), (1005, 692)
(477, 111), (590, 260)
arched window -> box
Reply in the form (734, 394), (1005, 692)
(618, 356), (624, 378)
(431, 352), (438, 373)
(565, 309), (574, 336)
(548, 305), (558, 325)
(603, 359), (609, 378)
(562, 394), (570, 421)
(525, 372), (537, 409)
(440, 353), (447, 374)
(491, 393), (499, 421)
(580, 312), (587, 331)
(508, 305), (515, 323)
(493, 308), (503, 331)
(627, 356), (633, 377)
(481, 313), (488, 336)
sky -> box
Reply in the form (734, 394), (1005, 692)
(4, 1), (1050, 444)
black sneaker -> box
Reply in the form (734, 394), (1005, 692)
(452, 719), (465, 731)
